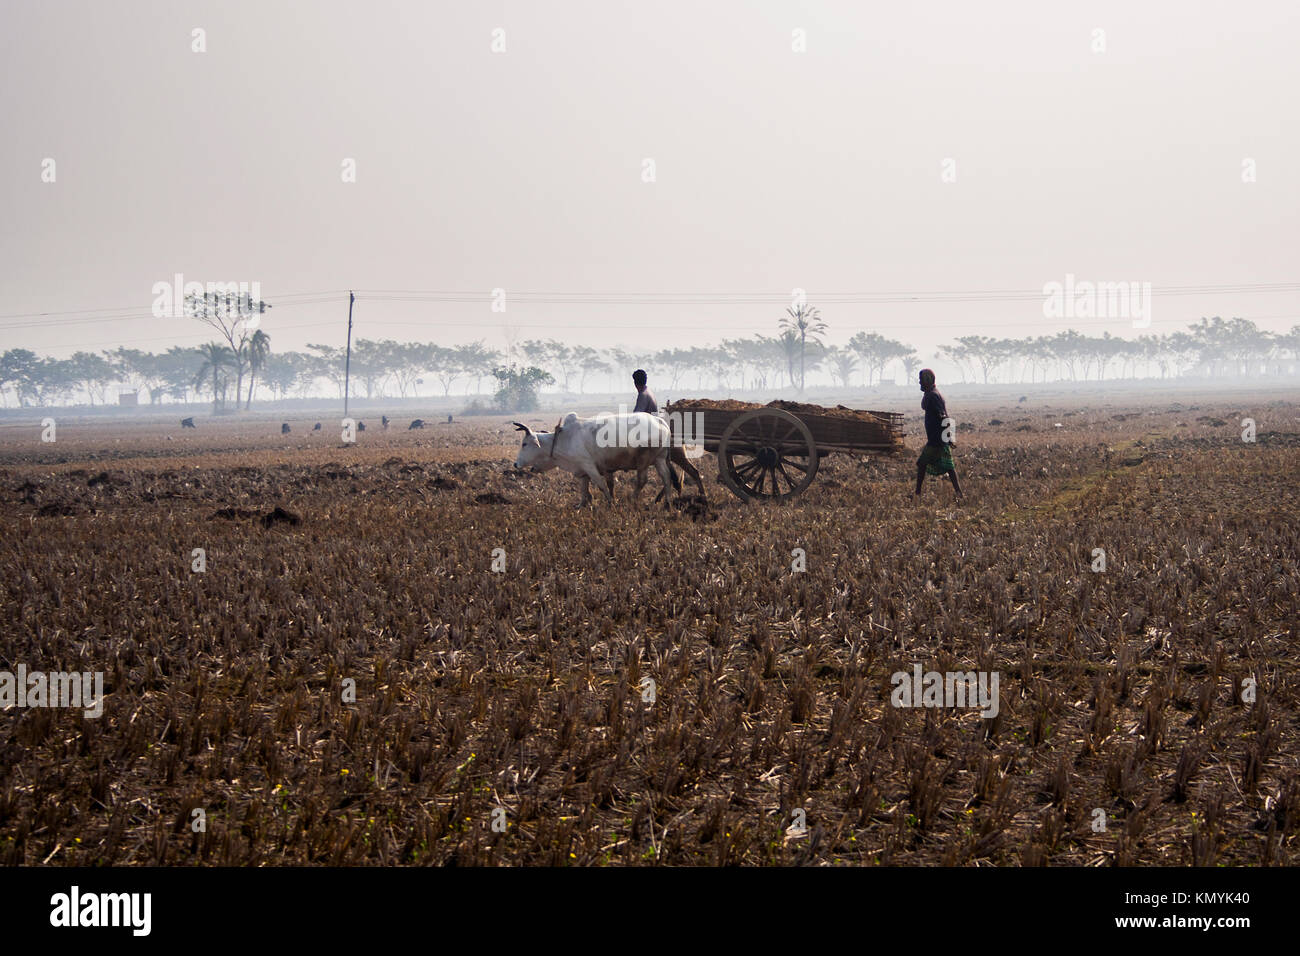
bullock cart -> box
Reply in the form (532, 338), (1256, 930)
(664, 399), (905, 503)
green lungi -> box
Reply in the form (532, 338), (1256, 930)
(918, 443), (955, 476)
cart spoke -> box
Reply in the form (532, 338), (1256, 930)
(776, 461), (797, 492)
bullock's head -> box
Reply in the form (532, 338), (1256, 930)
(513, 422), (557, 471)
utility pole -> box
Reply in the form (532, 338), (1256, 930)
(343, 291), (355, 416)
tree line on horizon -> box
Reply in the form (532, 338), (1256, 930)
(0, 315), (1296, 409)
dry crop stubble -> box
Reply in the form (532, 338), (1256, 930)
(0, 400), (1297, 865)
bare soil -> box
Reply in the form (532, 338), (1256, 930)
(0, 396), (1297, 865)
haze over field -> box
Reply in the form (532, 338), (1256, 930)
(3, 0), (1299, 373)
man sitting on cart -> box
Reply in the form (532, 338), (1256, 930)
(603, 368), (661, 498)
(632, 368), (658, 414)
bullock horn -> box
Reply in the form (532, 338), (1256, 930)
(550, 420), (562, 457)
(512, 421), (531, 433)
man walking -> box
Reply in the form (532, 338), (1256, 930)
(915, 368), (963, 500)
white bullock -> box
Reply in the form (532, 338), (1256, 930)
(513, 412), (676, 507)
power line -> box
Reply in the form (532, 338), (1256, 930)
(0, 290), (344, 321)
(354, 282), (1300, 297)
(4, 283), (1298, 353)
(355, 282), (1300, 306)
(0, 294), (344, 332)
(2, 280), (1298, 330)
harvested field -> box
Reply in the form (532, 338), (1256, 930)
(0, 397), (1297, 866)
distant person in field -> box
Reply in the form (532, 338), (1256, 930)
(632, 368), (659, 415)
(915, 368), (963, 500)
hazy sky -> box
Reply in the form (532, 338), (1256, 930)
(3, 0), (1298, 365)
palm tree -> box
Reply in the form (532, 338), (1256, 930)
(244, 330), (271, 409)
(193, 343), (236, 413)
(779, 304), (826, 391)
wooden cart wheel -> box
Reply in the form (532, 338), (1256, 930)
(718, 408), (819, 502)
